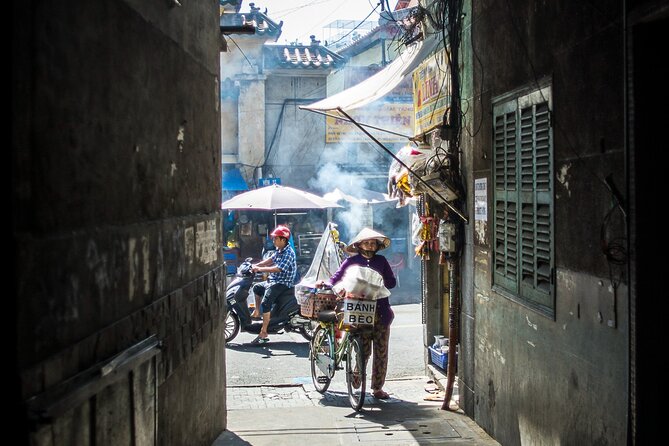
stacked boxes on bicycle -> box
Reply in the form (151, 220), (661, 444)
(299, 290), (337, 319)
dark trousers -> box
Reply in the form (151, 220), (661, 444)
(362, 320), (391, 391)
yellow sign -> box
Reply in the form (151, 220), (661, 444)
(326, 101), (414, 143)
(413, 48), (451, 135)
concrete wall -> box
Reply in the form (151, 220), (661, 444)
(463, 1), (628, 444)
(264, 75), (329, 190)
(342, 39), (401, 68)
(220, 33), (273, 177)
(12, 1), (226, 444)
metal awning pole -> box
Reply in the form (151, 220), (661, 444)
(336, 107), (468, 224)
(302, 108), (413, 139)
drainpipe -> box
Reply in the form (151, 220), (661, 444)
(439, 0), (464, 411)
(442, 257), (460, 410)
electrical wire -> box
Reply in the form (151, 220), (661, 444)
(326, 3), (380, 48)
(226, 36), (255, 71)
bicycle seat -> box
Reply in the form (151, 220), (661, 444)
(317, 310), (338, 323)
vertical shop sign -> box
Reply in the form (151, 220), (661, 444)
(413, 48), (451, 135)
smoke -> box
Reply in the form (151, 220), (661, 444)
(308, 143), (383, 241)
(307, 143), (377, 193)
(309, 162), (366, 194)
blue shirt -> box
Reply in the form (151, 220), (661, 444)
(269, 244), (297, 287)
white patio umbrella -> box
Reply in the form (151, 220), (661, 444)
(221, 184), (342, 226)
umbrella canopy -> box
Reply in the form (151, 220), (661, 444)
(221, 184), (342, 211)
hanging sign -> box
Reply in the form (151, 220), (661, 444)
(475, 178), (488, 221)
(342, 298), (376, 327)
(258, 177), (281, 187)
(413, 48), (451, 135)
(326, 99), (414, 143)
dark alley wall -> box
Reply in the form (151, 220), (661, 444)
(12, 1), (225, 445)
(462, 1), (629, 444)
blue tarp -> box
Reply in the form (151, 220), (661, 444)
(222, 168), (249, 191)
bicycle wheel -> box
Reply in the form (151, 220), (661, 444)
(346, 336), (366, 411)
(310, 326), (334, 393)
(224, 311), (240, 342)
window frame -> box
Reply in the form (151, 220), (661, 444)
(492, 84), (555, 318)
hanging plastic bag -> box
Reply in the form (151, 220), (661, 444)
(388, 144), (435, 203)
(411, 212), (423, 246)
(294, 223), (346, 305)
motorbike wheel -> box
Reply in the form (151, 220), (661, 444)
(225, 310), (240, 342)
(299, 320), (318, 341)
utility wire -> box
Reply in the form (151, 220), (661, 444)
(227, 36), (255, 71)
(327, 3), (380, 48)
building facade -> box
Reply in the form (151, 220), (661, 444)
(415, 0), (663, 444)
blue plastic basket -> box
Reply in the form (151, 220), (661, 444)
(428, 346), (452, 370)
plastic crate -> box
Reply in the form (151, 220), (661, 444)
(222, 250), (239, 275)
(300, 292), (337, 318)
(428, 346), (457, 371)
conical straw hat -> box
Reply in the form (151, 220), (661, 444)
(344, 227), (391, 254)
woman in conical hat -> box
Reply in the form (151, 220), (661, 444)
(322, 227), (396, 400)
(343, 227), (391, 256)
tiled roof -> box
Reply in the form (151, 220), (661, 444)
(264, 36), (345, 70)
(220, 2), (283, 38)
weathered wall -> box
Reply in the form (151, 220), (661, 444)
(12, 0), (225, 444)
(264, 75), (329, 190)
(465, 1), (628, 444)
(219, 33), (272, 177)
(238, 74), (267, 176)
(345, 40), (400, 67)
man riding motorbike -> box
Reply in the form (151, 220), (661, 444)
(248, 225), (297, 344)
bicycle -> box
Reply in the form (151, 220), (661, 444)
(309, 295), (375, 412)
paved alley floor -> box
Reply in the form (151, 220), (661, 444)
(213, 376), (499, 445)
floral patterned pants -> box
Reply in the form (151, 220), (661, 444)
(362, 321), (391, 391)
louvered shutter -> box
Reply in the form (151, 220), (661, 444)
(493, 104), (519, 294)
(493, 87), (554, 315)
(518, 101), (553, 308)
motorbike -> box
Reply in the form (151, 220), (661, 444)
(224, 257), (316, 343)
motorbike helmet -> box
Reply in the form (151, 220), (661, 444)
(270, 225), (291, 239)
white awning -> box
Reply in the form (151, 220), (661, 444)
(300, 33), (441, 113)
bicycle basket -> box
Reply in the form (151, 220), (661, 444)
(300, 290), (337, 319)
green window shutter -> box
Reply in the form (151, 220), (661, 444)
(493, 86), (554, 316)
(518, 100), (553, 310)
(493, 108), (518, 294)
